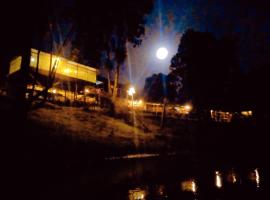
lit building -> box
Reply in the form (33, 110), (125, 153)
(8, 48), (99, 103)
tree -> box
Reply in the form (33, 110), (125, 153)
(73, 0), (154, 101)
(170, 29), (240, 112)
(2, 0), (154, 109)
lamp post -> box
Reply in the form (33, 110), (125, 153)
(127, 86), (135, 109)
(127, 86), (136, 125)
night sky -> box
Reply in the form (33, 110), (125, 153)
(1, 0), (270, 88)
(125, 0), (270, 91)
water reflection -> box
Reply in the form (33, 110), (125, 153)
(128, 188), (147, 200)
(181, 179), (197, 193)
(227, 168), (238, 184)
(248, 168), (260, 188)
(215, 171), (222, 188)
(124, 167), (263, 200)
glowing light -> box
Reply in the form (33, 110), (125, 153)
(52, 89), (57, 94)
(127, 87), (135, 96)
(31, 57), (35, 62)
(85, 88), (90, 93)
(227, 169), (237, 184)
(215, 171), (222, 188)
(249, 168), (260, 188)
(128, 188), (146, 200)
(184, 104), (192, 111)
(64, 68), (70, 74)
(181, 179), (197, 193)
(241, 110), (253, 117)
(255, 168), (260, 188)
(156, 47), (168, 60)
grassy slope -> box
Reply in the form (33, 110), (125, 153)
(27, 103), (170, 154)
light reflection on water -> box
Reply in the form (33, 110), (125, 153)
(227, 168), (238, 184)
(181, 179), (197, 193)
(128, 188), (147, 200)
(126, 167), (262, 200)
(215, 171), (222, 188)
(248, 168), (260, 188)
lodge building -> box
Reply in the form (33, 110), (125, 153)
(8, 48), (100, 103)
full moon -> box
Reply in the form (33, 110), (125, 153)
(156, 47), (168, 60)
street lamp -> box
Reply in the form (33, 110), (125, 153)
(127, 86), (135, 109)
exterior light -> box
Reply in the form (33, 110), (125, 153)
(85, 88), (90, 93)
(52, 89), (57, 94)
(31, 57), (35, 62)
(64, 68), (70, 74)
(184, 104), (192, 111)
(127, 87), (135, 96)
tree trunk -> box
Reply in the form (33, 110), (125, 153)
(30, 50), (40, 100)
(112, 64), (120, 101)
(107, 69), (111, 95)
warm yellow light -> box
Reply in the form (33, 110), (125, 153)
(85, 88), (90, 93)
(181, 179), (197, 193)
(31, 57), (35, 62)
(64, 68), (70, 74)
(127, 87), (135, 96)
(52, 89), (57, 94)
(128, 188), (146, 200)
(215, 171), (222, 188)
(241, 110), (253, 117)
(184, 104), (192, 111)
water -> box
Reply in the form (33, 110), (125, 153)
(44, 154), (265, 200)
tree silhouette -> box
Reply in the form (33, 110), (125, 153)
(170, 29), (240, 112)
(73, 0), (154, 100)
(2, 0), (154, 109)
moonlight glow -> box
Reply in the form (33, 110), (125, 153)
(156, 47), (168, 60)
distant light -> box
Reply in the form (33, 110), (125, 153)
(127, 87), (135, 96)
(156, 47), (168, 60)
(241, 110), (253, 117)
(184, 104), (192, 112)
(215, 171), (222, 188)
(31, 57), (35, 62)
(52, 89), (57, 94)
(85, 88), (90, 93)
